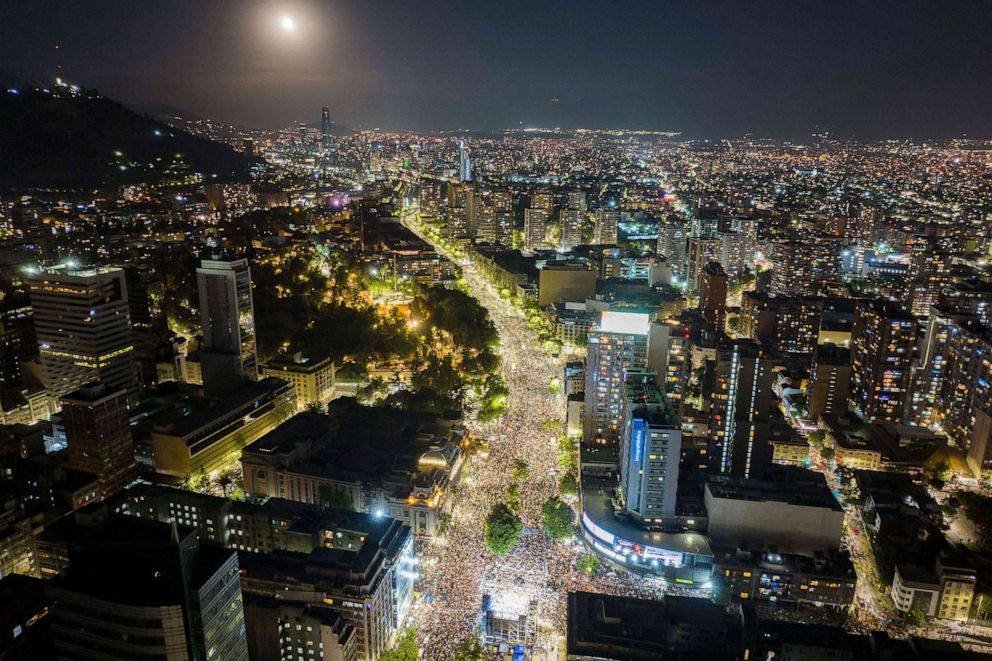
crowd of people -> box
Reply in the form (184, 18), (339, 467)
(408, 242), (670, 658)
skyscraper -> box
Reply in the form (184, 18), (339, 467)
(686, 238), (719, 293)
(60, 382), (136, 499)
(593, 209), (618, 245)
(566, 190), (587, 212)
(28, 266), (139, 405)
(698, 261), (728, 334)
(0, 291), (34, 388)
(770, 238), (815, 297)
(418, 177), (443, 218)
(445, 182), (477, 239)
(47, 516), (249, 660)
(618, 371), (681, 523)
(356, 198), (382, 251)
(584, 311), (651, 445)
(908, 247), (953, 318)
(849, 299), (916, 422)
(657, 220), (690, 281)
(913, 312), (992, 476)
(646, 320), (690, 404)
(709, 339), (776, 478)
(321, 105), (330, 145)
(197, 257), (258, 396)
(524, 208), (548, 250)
(740, 293), (823, 358)
(531, 191), (555, 215)
(458, 140), (472, 182)
(807, 343), (852, 420)
(560, 208), (584, 251)
(123, 265), (168, 387)
(491, 189), (512, 213)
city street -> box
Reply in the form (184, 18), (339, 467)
(401, 209), (670, 658)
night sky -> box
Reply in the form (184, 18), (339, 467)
(2, 0), (990, 139)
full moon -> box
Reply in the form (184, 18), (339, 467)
(281, 16), (296, 31)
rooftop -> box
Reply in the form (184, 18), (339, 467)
(705, 470), (842, 511)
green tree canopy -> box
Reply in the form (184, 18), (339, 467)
(511, 459), (531, 481)
(453, 631), (485, 661)
(578, 554), (600, 577)
(959, 491), (992, 547)
(484, 502), (523, 557)
(558, 472), (578, 497)
(378, 628), (418, 661)
(542, 496), (575, 540)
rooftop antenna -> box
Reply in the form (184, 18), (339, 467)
(54, 42), (63, 80)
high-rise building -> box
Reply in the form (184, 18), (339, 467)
(686, 238), (719, 293)
(593, 209), (618, 245)
(911, 306), (974, 428)
(243, 596), (357, 661)
(0, 291), (34, 387)
(915, 316), (992, 477)
(445, 182), (477, 240)
(709, 340), (776, 478)
(523, 208), (548, 250)
(560, 209), (584, 251)
(490, 190), (514, 247)
(740, 293), (823, 358)
(940, 279), (992, 326)
(908, 247), (953, 318)
(716, 230), (746, 276)
(46, 516), (249, 660)
(123, 265), (168, 387)
(418, 177), (443, 218)
(321, 105), (330, 148)
(491, 189), (512, 212)
(458, 140), (472, 182)
(476, 203), (495, 243)
(28, 266), (139, 404)
(355, 198), (382, 252)
(657, 220), (690, 281)
(853, 205), (885, 247)
(770, 239), (815, 297)
(729, 216), (758, 268)
(807, 343), (852, 420)
(584, 311), (651, 445)
(531, 190), (554, 215)
(849, 299), (916, 422)
(197, 257), (258, 396)
(566, 190), (587, 212)
(60, 382), (136, 499)
(618, 371), (681, 523)
(699, 262), (728, 334)
(646, 320), (690, 404)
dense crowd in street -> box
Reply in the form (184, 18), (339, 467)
(407, 218), (670, 658)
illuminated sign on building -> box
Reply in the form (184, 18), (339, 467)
(631, 418), (646, 465)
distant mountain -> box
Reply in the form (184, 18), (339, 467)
(129, 102), (203, 122)
(132, 104), (355, 138)
(0, 87), (259, 190)
(0, 70), (27, 90)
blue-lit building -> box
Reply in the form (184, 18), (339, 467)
(618, 371), (681, 523)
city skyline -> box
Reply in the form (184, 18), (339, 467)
(1, 0), (991, 138)
(3, 4), (992, 660)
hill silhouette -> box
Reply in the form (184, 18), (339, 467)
(0, 86), (258, 190)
